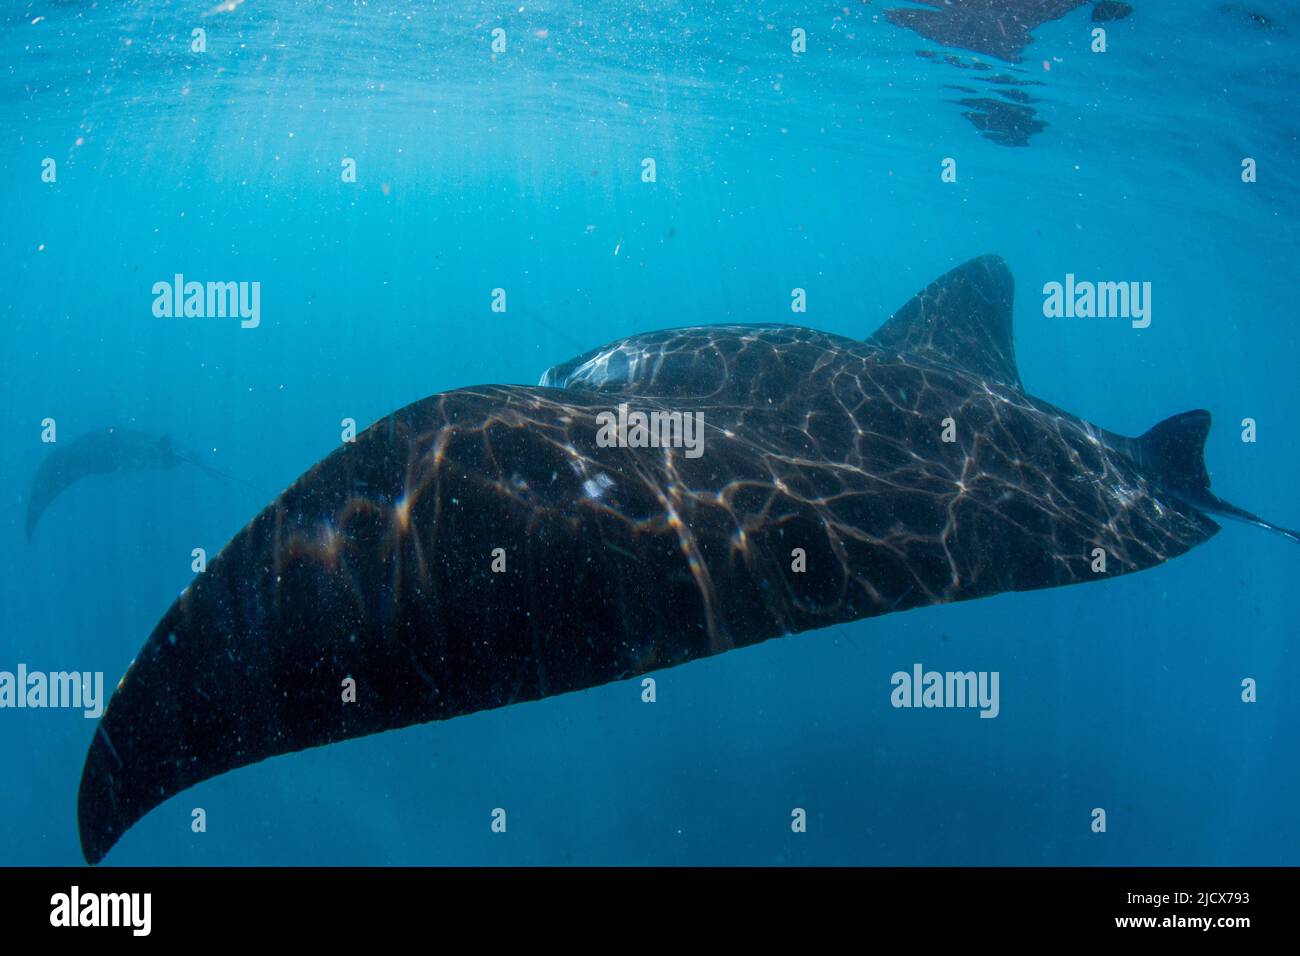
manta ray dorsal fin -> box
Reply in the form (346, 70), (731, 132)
(869, 254), (1022, 389)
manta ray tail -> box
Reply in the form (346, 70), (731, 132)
(873, 256), (1298, 545)
(173, 450), (234, 484)
(171, 447), (266, 497)
(1133, 409), (1300, 544)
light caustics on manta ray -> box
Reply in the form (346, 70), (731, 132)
(76, 256), (1297, 864)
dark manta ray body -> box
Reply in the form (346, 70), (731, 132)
(77, 256), (1296, 863)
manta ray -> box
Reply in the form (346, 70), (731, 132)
(27, 428), (233, 542)
(76, 255), (1296, 864)
(885, 0), (1097, 62)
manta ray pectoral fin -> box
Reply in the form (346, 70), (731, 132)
(1132, 409), (1300, 544)
(869, 254), (1022, 389)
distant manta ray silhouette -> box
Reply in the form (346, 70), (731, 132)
(76, 255), (1298, 863)
(26, 428), (236, 541)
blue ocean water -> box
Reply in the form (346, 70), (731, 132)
(1, 1), (1297, 866)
